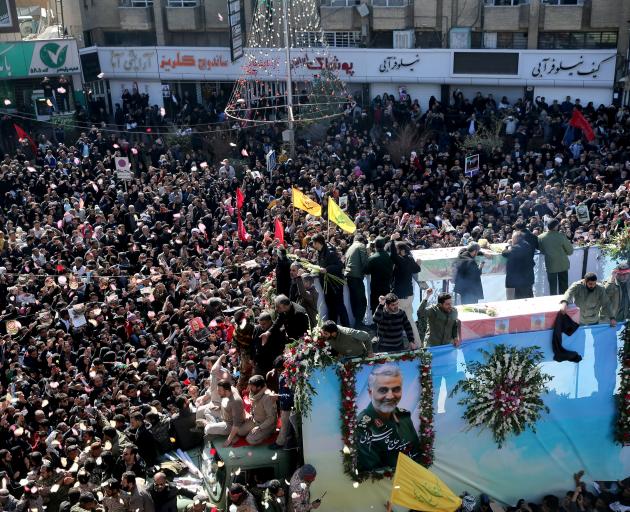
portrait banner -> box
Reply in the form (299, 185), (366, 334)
(338, 350), (434, 482)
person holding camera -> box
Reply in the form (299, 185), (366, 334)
(288, 465), (321, 512)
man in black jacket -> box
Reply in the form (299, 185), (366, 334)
(389, 233), (421, 347)
(311, 233), (349, 326)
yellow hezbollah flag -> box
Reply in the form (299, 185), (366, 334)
(390, 453), (462, 512)
(292, 188), (322, 217)
(328, 197), (356, 234)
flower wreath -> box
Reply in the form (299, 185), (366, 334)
(451, 344), (552, 448)
(615, 323), (630, 445)
(338, 350), (435, 482)
(282, 330), (336, 417)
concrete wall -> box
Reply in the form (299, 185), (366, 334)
(165, 5), (204, 31)
(372, 4), (414, 31)
(79, 0), (120, 31)
(321, 6), (361, 31)
(589, 0), (622, 29)
(483, 6), (524, 32)
(541, 4), (583, 31)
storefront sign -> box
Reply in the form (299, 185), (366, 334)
(378, 55), (420, 73)
(158, 51), (229, 72)
(0, 39), (80, 79)
(520, 51), (615, 83)
(529, 54), (615, 79)
(290, 52), (355, 76)
(29, 40), (81, 75)
(88, 46), (616, 87)
(109, 49), (156, 74)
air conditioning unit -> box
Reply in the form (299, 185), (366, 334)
(393, 29), (415, 49)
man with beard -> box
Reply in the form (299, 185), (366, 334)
(355, 364), (420, 472)
(560, 273), (616, 327)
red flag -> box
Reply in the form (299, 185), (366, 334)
(236, 187), (245, 210)
(274, 217), (285, 246)
(14, 124), (36, 153)
(568, 109), (595, 142)
(237, 211), (250, 242)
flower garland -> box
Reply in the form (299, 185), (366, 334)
(282, 330), (335, 417)
(461, 305), (498, 317)
(451, 344), (552, 448)
(338, 350), (435, 482)
(615, 323), (630, 445)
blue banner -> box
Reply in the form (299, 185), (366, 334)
(302, 324), (628, 511)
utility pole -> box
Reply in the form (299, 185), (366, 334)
(282, 0), (295, 157)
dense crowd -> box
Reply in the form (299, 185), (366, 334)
(0, 87), (626, 511)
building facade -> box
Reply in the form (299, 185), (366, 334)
(66, 0), (630, 108)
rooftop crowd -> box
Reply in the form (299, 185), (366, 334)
(0, 86), (626, 511)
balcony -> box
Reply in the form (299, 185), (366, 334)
(372, 0), (413, 31)
(118, 0), (154, 31)
(541, 1), (584, 30)
(166, 3), (204, 30)
(320, 1), (361, 31)
(483, 3), (529, 31)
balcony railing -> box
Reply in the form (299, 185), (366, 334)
(119, 0), (153, 6)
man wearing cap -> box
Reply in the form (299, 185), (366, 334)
(561, 273), (616, 327)
(288, 464), (320, 512)
(602, 262), (630, 321)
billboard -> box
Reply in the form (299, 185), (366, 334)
(0, 39), (81, 79)
(303, 324), (626, 511)
(0, 1), (18, 33)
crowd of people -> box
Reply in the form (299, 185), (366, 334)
(0, 85), (626, 511)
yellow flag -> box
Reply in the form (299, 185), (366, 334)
(390, 453), (462, 512)
(327, 197), (356, 234)
(292, 188), (322, 217)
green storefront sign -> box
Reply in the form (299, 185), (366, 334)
(0, 39), (80, 80)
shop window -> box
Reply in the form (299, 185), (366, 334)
(372, 0), (410, 6)
(415, 31), (442, 48)
(103, 31), (157, 46)
(484, 0), (529, 5)
(538, 31), (617, 49)
(321, 0), (359, 5)
(119, 0), (153, 6)
(371, 31), (393, 48)
(167, 0), (198, 5)
(541, 0), (583, 4)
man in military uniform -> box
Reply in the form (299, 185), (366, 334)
(355, 364), (421, 472)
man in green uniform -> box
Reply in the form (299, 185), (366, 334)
(561, 272), (616, 327)
(355, 364), (421, 472)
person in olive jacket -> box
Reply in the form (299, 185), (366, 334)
(454, 243), (484, 305)
(538, 218), (574, 295)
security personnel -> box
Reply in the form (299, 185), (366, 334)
(355, 364), (421, 472)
